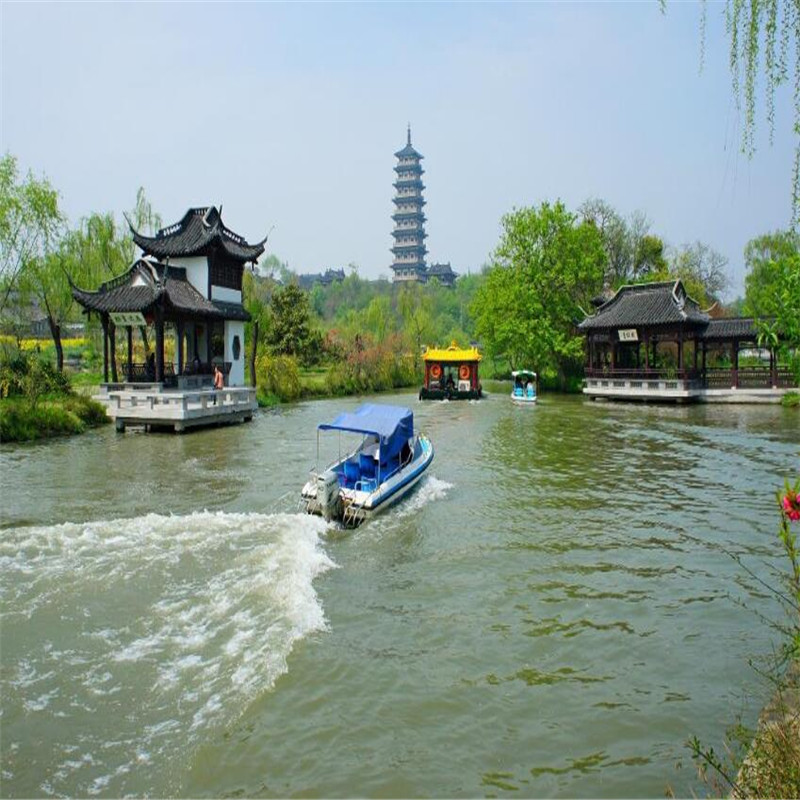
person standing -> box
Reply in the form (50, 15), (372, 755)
(213, 364), (224, 404)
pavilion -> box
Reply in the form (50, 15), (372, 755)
(72, 206), (265, 388)
(578, 280), (796, 402)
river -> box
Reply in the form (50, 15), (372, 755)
(1, 390), (798, 797)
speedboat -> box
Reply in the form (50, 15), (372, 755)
(511, 370), (537, 404)
(301, 403), (434, 527)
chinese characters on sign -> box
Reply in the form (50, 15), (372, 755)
(618, 329), (638, 342)
(110, 312), (146, 327)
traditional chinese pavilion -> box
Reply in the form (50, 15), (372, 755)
(578, 280), (796, 402)
(72, 206), (266, 389)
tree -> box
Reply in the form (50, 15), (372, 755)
(744, 230), (800, 318)
(473, 201), (606, 386)
(267, 283), (321, 364)
(17, 230), (80, 372)
(242, 270), (275, 386)
(397, 282), (434, 367)
(666, 241), (729, 306)
(743, 229), (800, 377)
(0, 154), (63, 313)
(694, 1), (800, 222)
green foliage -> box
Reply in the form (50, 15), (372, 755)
(0, 153), (63, 314)
(325, 334), (419, 395)
(718, 1), (799, 221)
(267, 284), (322, 365)
(743, 229), (800, 381)
(473, 201), (605, 386)
(0, 394), (109, 442)
(255, 353), (302, 402)
(0, 350), (70, 401)
(782, 391), (800, 408)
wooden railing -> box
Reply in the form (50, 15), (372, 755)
(586, 367), (796, 389)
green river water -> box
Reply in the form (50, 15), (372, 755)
(1, 389), (798, 797)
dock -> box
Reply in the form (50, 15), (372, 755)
(95, 385), (258, 432)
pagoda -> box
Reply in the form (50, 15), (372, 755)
(390, 126), (428, 282)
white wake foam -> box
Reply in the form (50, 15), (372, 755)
(0, 511), (334, 796)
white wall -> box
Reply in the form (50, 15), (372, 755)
(171, 256), (209, 298)
(211, 285), (242, 304)
(224, 320), (245, 386)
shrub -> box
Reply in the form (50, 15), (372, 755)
(782, 391), (800, 408)
(255, 354), (302, 402)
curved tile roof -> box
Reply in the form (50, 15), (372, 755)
(578, 280), (709, 330)
(72, 260), (249, 321)
(131, 206), (266, 262)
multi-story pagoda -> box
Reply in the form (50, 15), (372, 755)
(391, 126), (428, 282)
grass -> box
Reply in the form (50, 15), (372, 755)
(0, 394), (110, 443)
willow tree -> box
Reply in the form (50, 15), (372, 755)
(698, 0), (800, 223)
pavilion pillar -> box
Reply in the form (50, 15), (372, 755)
(643, 332), (650, 371)
(693, 336), (699, 371)
(109, 321), (118, 383)
(155, 306), (165, 384)
(101, 314), (109, 384)
(127, 327), (133, 381)
(206, 320), (213, 365)
(610, 339), (616, 371)
(732, 339), (739, 388)
(177, 321), (184, 376)
(677, 330), (684, 374)
(651, 338), (657, 373)
(770, 348), (777, 387)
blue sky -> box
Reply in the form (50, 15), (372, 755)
(1, 1), (794, 298)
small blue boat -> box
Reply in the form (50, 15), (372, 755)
(301, 403), (434, 527)
(511, 370), (537, 404)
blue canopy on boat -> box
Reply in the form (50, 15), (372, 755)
(319, 404), (414, 461)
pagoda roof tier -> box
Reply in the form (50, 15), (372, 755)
(392, 230), (428, 239)
(394, 145), (424, 160)
(392, 196), (426, 206)
(392, 210), (426, 221)
(129, 206), (266, 262)
(394, 163), (424, 175)
(393, 179), (425, 190)
(71, 259), (250, 321)
(578, 280), (708, 331)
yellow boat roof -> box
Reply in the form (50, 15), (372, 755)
(423, 342), (482, 362)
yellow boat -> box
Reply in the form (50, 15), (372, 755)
(419, 342), (483, 400)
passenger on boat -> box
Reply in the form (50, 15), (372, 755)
(445, 374), (455, 391)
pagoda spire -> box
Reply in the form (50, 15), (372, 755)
(407, 123), (411, 145)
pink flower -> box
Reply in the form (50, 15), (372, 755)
(782, 491), (800, 522)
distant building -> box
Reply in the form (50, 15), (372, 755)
(296, 268), (346, 290)
(427, 262), (458, 287)
(391, 126), (428, 282)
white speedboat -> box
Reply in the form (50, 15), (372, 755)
(301, 403), (434, 527)
(511, 370), (537, 404)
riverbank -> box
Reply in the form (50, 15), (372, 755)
(0, 394), (110, 443)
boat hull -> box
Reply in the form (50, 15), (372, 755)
(419, 387), (482, 401)
(302, 434), (434, 527)
(511, 394), (537, 404)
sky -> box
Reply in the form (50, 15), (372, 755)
(1, 1), (795, 299)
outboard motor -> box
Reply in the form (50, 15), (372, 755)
(316, 470), (341, 521)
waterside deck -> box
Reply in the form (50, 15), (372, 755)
(95, 384), (258, 432)
(584, 368), (796, 403)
